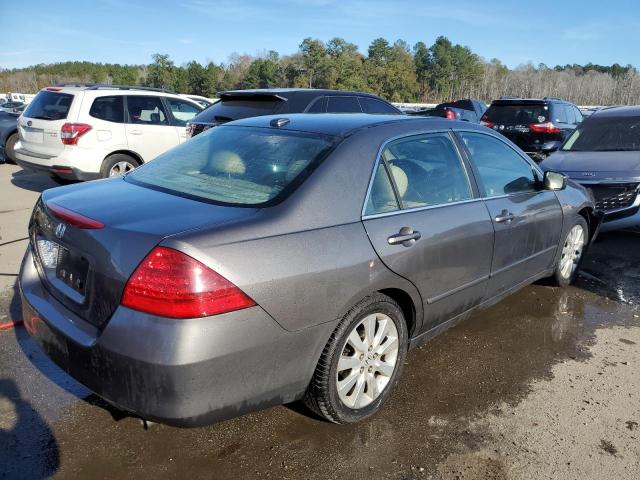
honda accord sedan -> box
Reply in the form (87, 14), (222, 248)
(20, 114), (599, 427)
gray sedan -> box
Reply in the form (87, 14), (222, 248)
(20, 114), (598, 426)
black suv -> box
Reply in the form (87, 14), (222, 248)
(481, 97), (583, 161)
(186, 88), (401, 138)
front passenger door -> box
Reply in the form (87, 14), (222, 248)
(457, 131), (563, 297)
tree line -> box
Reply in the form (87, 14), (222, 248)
(1, 36), (638, 105)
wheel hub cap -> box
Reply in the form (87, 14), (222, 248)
(559, 224), (585, 279)
(336, 313), (399, 409)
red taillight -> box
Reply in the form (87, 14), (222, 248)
(529, 121), (560, 133)
(45, 202), (105, 229)
(480, 120), (495, 128)
(46, 87), (62, 92)
(445, 109), (456, 120)
(121, 247), (256, 319)
(61, 123), (92, 145)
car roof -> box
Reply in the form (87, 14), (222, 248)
(219, 88), (384, 98)
(590, 105), (640, 118)
(223, 113), (480, 137)
(491, 97), (574, 106)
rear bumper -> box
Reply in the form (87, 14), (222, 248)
(15, 157), (100, 181)
(19, 247), (330, 426)
(14, 141), (101, 181)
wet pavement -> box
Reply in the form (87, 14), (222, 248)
(0, 166), (639, 479)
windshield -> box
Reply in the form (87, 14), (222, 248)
(126, 126), (336, 206)
(484, 104), (548, 125)
(562, 115), (640, 152)
(24, 91), (73, 120)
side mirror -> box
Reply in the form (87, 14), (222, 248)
(544, 171), (567, 191)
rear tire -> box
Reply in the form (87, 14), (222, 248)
(4, 132), (17, 164)
(304, 293), (408, 424)
(100, 153), (139, 178)
(550, 217), (588, 286)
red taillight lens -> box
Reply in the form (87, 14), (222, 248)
(121, 247), (256, 319)
(445, 109), (456, 120)
(61, 123), (92, 145)
(529, 121), (560, 133)
(480, 120), (495, 128)
(45, 202), (105, 229)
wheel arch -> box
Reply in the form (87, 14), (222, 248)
(104, 150), (143, 166)
(378, 288), (417, 339)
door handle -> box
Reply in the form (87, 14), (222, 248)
(129, 130), (143, 135)
(388, 227), (421, 247)
(495, 210), (516, 223)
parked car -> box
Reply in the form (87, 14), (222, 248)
(186, 88), (401, 138)
(13, 84), (203, 182)
(0, 101), (25, 113)
(179, 94), (216, 108)
(0, 110), (19, 163)
(410, 99), (487, 123)
(20, 113), (599, 427)
(541, 106), (640, 231)
(481, 97), (583, 161)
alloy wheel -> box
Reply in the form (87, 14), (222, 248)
(336, 313), (399, 409)
(559, 224), (585, 279)
(109, 161), (135, 177)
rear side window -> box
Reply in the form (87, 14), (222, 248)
(460, 132), (537, 197)
(365, 163), (400, 215)
(89, 96), (124, 123)
(483, 104), (548, 125)
(306, 97), (326, 113)
(326, 96), (363, 113)
(126, 126), (336, 206)
(359, 97), (398, 114)
(553, 104), (569, 124)
(126, 96), (168, 125)
(195, 98), (282, 123)
(24, 91), (73, 121)
(367, 133), (472, 213)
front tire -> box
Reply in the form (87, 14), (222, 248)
(551, 217), (588, 286)
(4, 132), (18, 163)
(304, 293), (408, 424)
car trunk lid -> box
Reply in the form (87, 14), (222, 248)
(30, 179), (259, 328)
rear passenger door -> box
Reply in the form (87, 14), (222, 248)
(124, 95), (180, 162)
(457, 131), (563, 298)
(88, 95), (127, 152)
(362, 132), (494, 333)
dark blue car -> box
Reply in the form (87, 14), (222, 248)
(0, 110), (19, 163)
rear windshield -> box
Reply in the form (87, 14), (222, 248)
(193, 97), (282, 124)
(126, 126), (336, 206)
(483, 104), (548, 125)
(24, 91), (73, 121)
(562, 116), (640, 152)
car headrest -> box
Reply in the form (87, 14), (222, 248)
(389, 165), (408, 197)
(210, 150), (246, 175)
(286, 160), (308, 182)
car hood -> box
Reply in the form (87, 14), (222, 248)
(542, 150), (640, 181)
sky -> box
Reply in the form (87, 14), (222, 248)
(1, 0), (639, 70)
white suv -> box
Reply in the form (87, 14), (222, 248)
(14, 84), (203, 181)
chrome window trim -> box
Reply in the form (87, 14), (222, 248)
(362, 197), (486, 220)
(360, 129), (476, 218)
